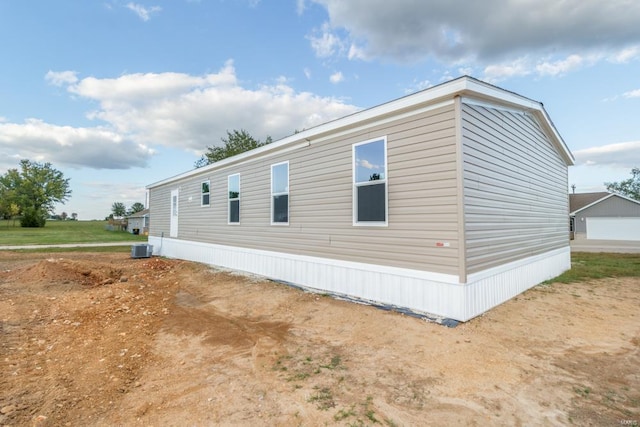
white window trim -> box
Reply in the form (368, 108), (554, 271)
(352, 136), (388, 227)
(201, 180), (210, 207)
(271, 161), (289, 226)
(228, 173), (240, 225)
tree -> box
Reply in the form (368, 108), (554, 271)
(71, 213), (78, 220)
(0, 160), (71, 227)
(111, 202), (126, 219)
(2, 203), (20, 227)
(605, 167), (640, 201)
(60, 212), (68, 221)
(0, 183), (17, 220)
(128, 202), (145, 215)
(195, 129), (272, 168)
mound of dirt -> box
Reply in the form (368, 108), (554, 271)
(1, 251), (638, 426)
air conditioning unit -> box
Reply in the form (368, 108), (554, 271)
(131, 244), (153, 259)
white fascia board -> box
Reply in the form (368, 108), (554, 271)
(148, 76), (573, 188)
(535, 107), (575, 165)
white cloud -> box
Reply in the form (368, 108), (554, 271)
(303, 68), (312, 79)
(347, 44), (367, 60)
(623, 89), (640, 98)
(609, 45), (640, 63)
(329, 71), (344, 83)
(45, 70), (79, 86)
(0, 119), (154, 171)
(483, 57), (532, 81)
(481, 52), (601, 81)
(61, 61), (358, 151)
(573, 141), (640, 169)
(358, 159), (380, 170)
(308, 22), (345, 58)
(306, 0), (640, 68)
(69, 69), (217, 103)
(125, 3), (161, 21)
(536, 54), (590, 76)
(0, 61), (361, 172)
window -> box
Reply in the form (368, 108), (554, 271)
(271, 161), (289, 224)
(228, 174), (240, 224)
(201, 180), (210, 206)
(353, 137), (387, 225)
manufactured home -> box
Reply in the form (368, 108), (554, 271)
(147, 76), (574, 322)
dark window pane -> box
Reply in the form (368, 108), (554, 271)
(357, 183), (385, 222)
(273, 195), (288, 223)
(229, 200), (239, 223)
(202, 194), (210, 205)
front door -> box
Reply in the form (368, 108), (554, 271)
(170, 189), (179, 238)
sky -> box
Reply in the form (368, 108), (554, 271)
(1, 0), (639, 220)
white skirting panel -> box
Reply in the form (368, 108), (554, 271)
(464, 247), (571, 319)
(149, 237), (570, 321)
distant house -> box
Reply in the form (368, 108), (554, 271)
(146, 76), (574, 322)
(126, 209), (149, 235)
(570, 192), (640, 241)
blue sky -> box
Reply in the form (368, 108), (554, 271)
(1, 0), (639, 220)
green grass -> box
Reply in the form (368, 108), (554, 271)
(545, 252), (640, 284)
(0, 220), (147, 246)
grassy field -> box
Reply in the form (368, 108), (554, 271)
(546, 252), (640, 283)
(1, 222), (638, 283)
(0, 220), (147, 246)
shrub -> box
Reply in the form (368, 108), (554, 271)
(20, 208), (47, 228)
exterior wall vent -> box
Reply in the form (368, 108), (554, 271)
(131, 244), (153, 259)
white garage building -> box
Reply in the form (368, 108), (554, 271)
(570, 192), (640, 241)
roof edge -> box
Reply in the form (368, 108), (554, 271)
(570, 192), (640, 215)
(148, 75), (574, 189)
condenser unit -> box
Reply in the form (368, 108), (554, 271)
(131, 244), (153, 259)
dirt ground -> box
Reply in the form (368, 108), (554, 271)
(0, 252), (638, 426)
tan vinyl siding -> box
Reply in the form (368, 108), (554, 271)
(461, 103), (568, 274)
(148, 187), (171, 235)
(149, 104), (461, 275)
